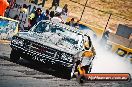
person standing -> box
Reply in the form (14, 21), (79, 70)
(101, 29), (110, 45)
(8, 0), (15, 9)
(40, 9), (50, 21)
(0, 0), (9, 16)
(13, 14), (19, 20)
(38, 0), (46, 7)
(49, 11), (54, 20)
(34, 0), (38, 5)
(51, 12), (64, 24)
(28, 8), (42, 28)
(62, 4), (68, 15)
(52, 0), (60, 7)
(19, 4), (29, 31)
(74, 20), (80, 28)
(49, 0), (60, 10)
(65, 18), (75, 27)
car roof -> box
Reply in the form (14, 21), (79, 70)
(41, 20), (91, 38)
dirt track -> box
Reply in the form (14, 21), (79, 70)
(43, 0), (132, 33)
(0, 43), (132, 87)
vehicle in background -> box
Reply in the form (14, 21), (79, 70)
(0, 16), (19, 40)
(106, 34), (132, 62)
(76, 19), (132, 61)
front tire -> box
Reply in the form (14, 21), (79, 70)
(70, 63), (77, 78)
(66, 60), (81, 80)
(82, 64), (92, 74)
(10, 49), (20, 62)
(65, 63), (78, 80)
(77, 75), (86, 84)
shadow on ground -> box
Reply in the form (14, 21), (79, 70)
(0, 55), (71, 80)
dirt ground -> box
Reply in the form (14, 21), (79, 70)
(40, 0), (132, 33)
(0, 42), (132, 87)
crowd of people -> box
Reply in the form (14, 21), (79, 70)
(0, 0), (9, 16)
(1, 0), (81, 32)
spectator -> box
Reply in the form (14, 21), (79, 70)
(8, 0), (16, 9)
(6, 0), (16, 17)
(74, 20), (80, 28)
(13, 14), (19, 20)
(65, 18), (75, 27)
(38, 0), (46, 7)
(49, 2), (62, 16)
(49, 0), (60, 10)
(34, 0), (38, 5)
(28, 8), (42, 28)
(50, 11), (55, 19)
(40, 9), (50, 20)
(0, 0), (9, 16)
(101, 29), (110, 45)
(55, 6), (62, 14)
(30, 0), (35, 4)
(19, 4), (29, 31)
(51, 12), (64, 24)
(30, 6), (36, 13)
(62, 4), (68, 15)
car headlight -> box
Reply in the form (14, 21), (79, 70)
(61, 53), (73, 62)
(12, 39), (24, 46)
(12, 39), (18, 44)
(18, 40), (24, 46)
(67, 55), (73, 62)
(61, 53), (68, 61)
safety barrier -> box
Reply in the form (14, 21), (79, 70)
(0, 16), (19, 40)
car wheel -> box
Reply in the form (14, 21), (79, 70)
(70, 63), (77, 78)
(65, 63), (77, 80)
(10, 49), (20, 62)
(88, 64), (92, 73)
(77, 75), (86, 84)
(81, 64), (92, 74)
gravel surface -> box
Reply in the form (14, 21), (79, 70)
(0, 43), (132, 87)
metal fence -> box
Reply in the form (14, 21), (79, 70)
(11, 0), (132, 48)
(68, 0), (132, 31)
(66, 0), (132, 48)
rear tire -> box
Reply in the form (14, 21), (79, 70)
(77, 75), (86, 84)
(82, 64), (92, 74)
(10, 49), (20, 62)
(66, 60), (81, 80)
(65, 63), (77, 80)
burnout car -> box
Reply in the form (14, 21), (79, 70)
(10, 20), (96, 79)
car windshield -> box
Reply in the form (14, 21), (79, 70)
(32, 21), (83, 51)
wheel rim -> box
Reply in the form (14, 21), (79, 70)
(80, 76), (85, 84)
(88, 64), (92, 73)
(71, 63), (76, 78)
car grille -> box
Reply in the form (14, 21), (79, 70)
(11, 36), (74, 65)
(23, 39), (73, 63)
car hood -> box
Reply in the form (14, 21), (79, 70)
(17, 32), (80, 55)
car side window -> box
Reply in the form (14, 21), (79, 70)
(33, 22), (48, 33)
(50, 26), (64, 34)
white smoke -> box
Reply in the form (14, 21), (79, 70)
(91, 40), (132, 75)
(81, 29), (132, 75)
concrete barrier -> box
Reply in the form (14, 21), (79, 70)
(0, 16), (19, 40)
(109, 33), (132, 49)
